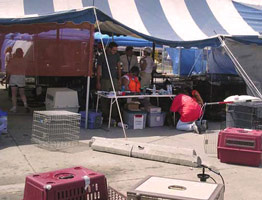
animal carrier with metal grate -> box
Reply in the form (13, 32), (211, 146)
(32, 110), (80, 150)
(23, 166), (109, 200)
(226, 102), (262, 130)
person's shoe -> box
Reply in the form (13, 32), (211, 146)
(192, 123), (202, 134)
(9, 106), (17, 113)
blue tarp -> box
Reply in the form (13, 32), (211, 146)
(94, 32), (156, 47)
(166, 47), (237, 76)
(166, 48), (207, 76)
(207, 47), (237, 75)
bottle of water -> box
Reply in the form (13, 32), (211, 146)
(168, 85), (172, 94)
(153, 84), (156, 94)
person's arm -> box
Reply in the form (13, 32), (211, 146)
(117, 61), (122, 86)
(134, 55), (138, 67)
(170, 95), (180, 113)
(6, 74), (10, 84)
(96, 64), (101, 90)
(122, 76), (129, 91)
(140, 57), (147, 71)
(0, 76), (6, 85)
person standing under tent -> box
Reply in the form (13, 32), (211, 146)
(96, 42), (122, 91)
(96, 42), (122, 121)
(170, 88), (202, 134)
(6, 48), (30, 113)
(120, 46), (138, 75)
(139, 47), (156, 88)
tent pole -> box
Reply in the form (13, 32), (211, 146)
(85, 76), (90, 129)
(178, 47), (181, 76)
(152, 43), (156, 84)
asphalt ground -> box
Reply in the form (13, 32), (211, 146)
(0, 87), (261, 200)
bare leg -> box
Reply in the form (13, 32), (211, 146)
(11, 86), (18, 107)
(10, 86), (18, 112)
(18, 87), (28, 107)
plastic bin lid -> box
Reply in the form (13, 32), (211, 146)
(124, 109), (147, 114)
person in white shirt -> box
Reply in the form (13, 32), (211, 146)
(139, 47), (155, 88)
(120, 46), (138, 75)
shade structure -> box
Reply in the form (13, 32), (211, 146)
(0, 0), (262, 48)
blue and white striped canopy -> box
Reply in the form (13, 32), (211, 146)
(1, 0), (262, 47)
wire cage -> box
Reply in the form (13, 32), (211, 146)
(32, 110), (80, 150)
(108, 186), (127, 200)
(226, 102), (262, 130)
(203, 131), (219, 155)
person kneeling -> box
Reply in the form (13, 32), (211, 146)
(170, 88), (202, 134)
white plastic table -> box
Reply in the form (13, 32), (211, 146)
(96, 92), (176, 129)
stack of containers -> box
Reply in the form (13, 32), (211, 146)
(123, 110), (147, 129)
(80, 110), (103, 129)
(145, 105), (166, 127)
(218, 127), (262, 167)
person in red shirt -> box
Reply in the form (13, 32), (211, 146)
(170, 88), (202, 134)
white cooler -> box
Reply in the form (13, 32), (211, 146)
(45, 88), (79, 113)
(127, 176), (224, 200)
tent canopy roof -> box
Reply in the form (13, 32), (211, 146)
(1, 0), (262, 48)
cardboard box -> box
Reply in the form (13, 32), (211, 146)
(125, 101), (140, 111)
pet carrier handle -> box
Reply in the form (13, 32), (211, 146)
(58, 174), (74, 179)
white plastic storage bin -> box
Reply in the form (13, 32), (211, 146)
(127, 176), (224, 200)
(145, 105), (161, 113)
(147, 112), (166, 127)
(45, 88), (79, 113)
(123, 110), (147, 129)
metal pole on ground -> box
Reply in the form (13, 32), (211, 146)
(85, 76), (90, 129)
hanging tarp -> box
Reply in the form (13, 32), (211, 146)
(165, 48), (206, 76)
(1, 28), (94, 76)
(0, 1), (262, 48)
(207, 47), (237, 75)
(224, 38), (262, 96)
(94, 32), (156, 47)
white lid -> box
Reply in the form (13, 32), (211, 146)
(135, 177), (218, 200)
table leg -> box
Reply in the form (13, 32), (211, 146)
(108, 98), (113, 129)
(96, 95), (100, 112)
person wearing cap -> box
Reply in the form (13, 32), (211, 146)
(139, 47), (155, 88)
(120, 46), (138, 75)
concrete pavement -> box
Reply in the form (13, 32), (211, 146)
(0, 88), (262, 200)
